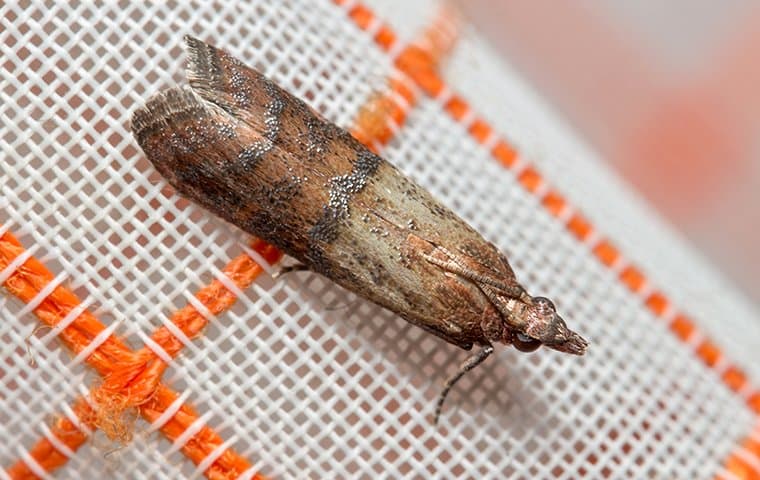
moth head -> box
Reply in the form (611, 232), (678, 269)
(513, 296), (588, 355)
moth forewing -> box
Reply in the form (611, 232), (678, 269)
(131, 36), (588, 424)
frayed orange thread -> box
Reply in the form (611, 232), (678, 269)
(86, 238), (282, 439)
(336, 1), (760, 477)
(2, 230), (274, 479)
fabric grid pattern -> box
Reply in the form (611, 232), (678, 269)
(1, 1), (759, 478)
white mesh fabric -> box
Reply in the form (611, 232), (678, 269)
(1, 1), (759, 479)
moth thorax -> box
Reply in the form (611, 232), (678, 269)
(505, 298), (529, 326)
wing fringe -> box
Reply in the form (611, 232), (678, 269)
(130, 85), (215, 145)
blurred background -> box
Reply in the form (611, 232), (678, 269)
(454, 0), (760, 305)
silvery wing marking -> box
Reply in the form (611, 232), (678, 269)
(130, 36), (588, 424)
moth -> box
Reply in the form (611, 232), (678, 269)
(131, 36), (588, 423)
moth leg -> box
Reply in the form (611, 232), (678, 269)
(435, 344), (494, 425)
(272, 263), (310, 279)
(422, 250), (525, 299)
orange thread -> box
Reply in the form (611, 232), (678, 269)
(542, 190), (567, 217)
(517, 166), (543, 194)
(723, 366), (748, 394)
(1, 230), (272, 479)
(394, 45), (445, 96)
(0, 235), (132, 376)
(347, 8), (452, 149)
(722, 432), (760, 480)
(669, 314), (696, 341)
(746, 434), (760, 457)
(696, 339), (722, 367)
(443, 95), (470, 121)
(347, 4), (375, 31)
(492, 140), (518, 168)
(592, 240), (620, 268)
(566, 213), (593, 241)
(140, 385), (264, 480)
(468, 119), (493, 144)
(374, 26), (397, 52)
(644, 291), (670, 316)
(619, 265), (646, 293)
(391, 76), (416, 105)
(6, 398), (94, 478)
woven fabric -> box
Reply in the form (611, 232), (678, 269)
(2, 1), (759, 479)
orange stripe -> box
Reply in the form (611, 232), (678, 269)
(723, 366), (749, 393)
(593, 240), (620, 268)
(644, 291), (670, 316)
(443, 94), (470, 120)
(1, 230), (270, 480)
(336, 1), (760, 475)
(468, 119), (493, 144)
(542, 189), (567, 217)
(722, 452), (760, 479)
(720, 427), (760, 479)
(619, 265), (646, 293)
(5, 398), (93, 478)
(392, 76), (416, 105)
(492, 140), (518, 167)
(140, 385), (263, 480)
(696, 339), (722, 368)
(517, 166), (543, 193)
(669, 314), (696, 341)
(347, 4), (375, 31)
(567, 213), (594, 241)
(374, 26), (397, 51)
(747, 434), (760, 457)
